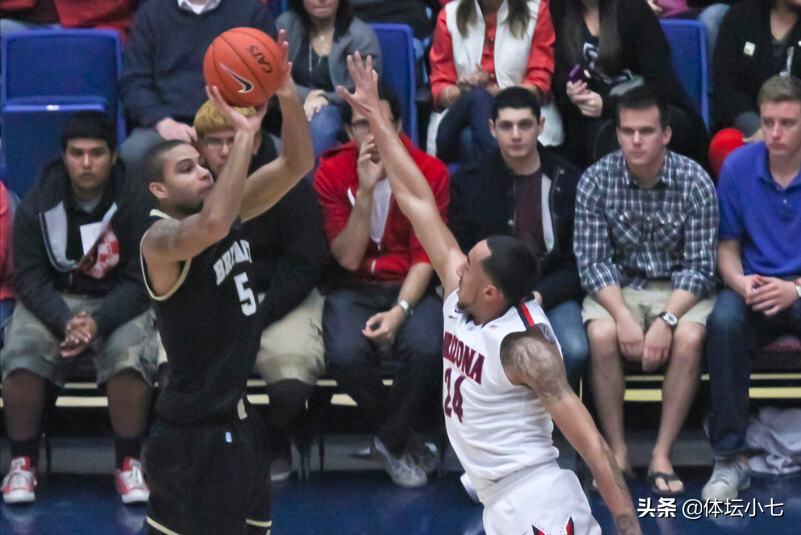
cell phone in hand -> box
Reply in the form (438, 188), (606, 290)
(569, 64), (589, 84)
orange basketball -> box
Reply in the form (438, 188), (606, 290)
(203, 27), (283, 107)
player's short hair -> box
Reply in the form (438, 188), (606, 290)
(60, 110), (117, 153)
(757, 74), (801, 107)
(615, 86), (670, 130)
(481, 235), (539, 309)
(141, 139), (190, 185)
(193, 100), (258, 138)
(340, 80), (401, 126)
(491, 87), (541, 121)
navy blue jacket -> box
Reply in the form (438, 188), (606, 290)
(448, 147), (584, 311)
(120, 0), (276, 127)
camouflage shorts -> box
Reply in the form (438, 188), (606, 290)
(0, 295), (158, 387)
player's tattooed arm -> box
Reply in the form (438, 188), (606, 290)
(500, 327), (570, 402)
(501, 327), (642, 535)
(142, 215), (225, 266)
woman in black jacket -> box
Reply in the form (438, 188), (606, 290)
(714, 0), (801, 138)
(551, 0), (709, 168)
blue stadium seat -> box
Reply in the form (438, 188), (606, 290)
(370, 23), (418, 146)
(268, 0), (288, 20)
(660, 19), (710, 129)
(1, 29), (125, 197)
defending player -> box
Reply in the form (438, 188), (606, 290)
(138, 31), (313, 535)
(337, 53), (642, 535)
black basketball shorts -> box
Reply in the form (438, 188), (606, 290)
(144, 399), (272, 535)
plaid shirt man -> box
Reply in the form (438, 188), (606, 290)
(574, 149), (718, 297)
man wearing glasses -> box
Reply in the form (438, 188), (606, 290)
(313, 81), (449, 488)
(190, 100), (327, 483)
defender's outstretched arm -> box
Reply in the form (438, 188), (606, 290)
(337, 52), (463, 295)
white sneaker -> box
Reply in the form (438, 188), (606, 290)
(116, 457), (150, 504)
(2, 457), (36, 504)
(407, 434), (438, 475)
(373, 437), (427, 488)
(702, 459), (751, 501)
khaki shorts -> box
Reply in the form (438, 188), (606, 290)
(253, 288), (325, 385)
(156, 289), (326, 385)
(582, 281), (715, 328)
(1, 295), (158, 387)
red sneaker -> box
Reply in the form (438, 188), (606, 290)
(2, 457), (36, 504)
(115, 457), (149, 504)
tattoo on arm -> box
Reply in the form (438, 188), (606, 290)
(601, 437), (630, 499)
(149, 219), (180, 253)
(614, 514), (640, 535)
(500, 328), (569, 402)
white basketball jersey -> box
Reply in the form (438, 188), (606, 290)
(442, 289), (561, 496)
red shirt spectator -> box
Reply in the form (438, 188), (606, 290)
(314, 134), (449, 283)
(429, 0), (555, 103)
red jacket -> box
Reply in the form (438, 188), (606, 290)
(314, 135), (450, 284)
(1, 182), (16, 302)
(1, 0), (136, 40)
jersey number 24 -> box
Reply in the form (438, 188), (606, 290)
(443, 368), (465, 422)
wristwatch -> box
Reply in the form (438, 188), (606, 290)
(395, 300), (413, 318)
(795, 281), (801, 299)
(657, 311), (678, 329)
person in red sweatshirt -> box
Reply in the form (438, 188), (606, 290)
(314, 82), (449, 488)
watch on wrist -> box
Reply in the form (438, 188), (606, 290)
(395, 300), (413, 318)
(657, 311), (678, 329)
(795, 281), (801, 299)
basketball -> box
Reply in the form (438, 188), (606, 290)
(203, 27), (283, 107)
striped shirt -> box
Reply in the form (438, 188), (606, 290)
(574, 150), (718, 297)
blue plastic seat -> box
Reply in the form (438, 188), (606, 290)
(370, 23), (418, 146)
(660, 19), (710, 129)
(1, 29), (124, 197)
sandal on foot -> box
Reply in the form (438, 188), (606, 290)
(648, 471), (685, 497)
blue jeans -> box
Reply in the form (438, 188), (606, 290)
(309, 105), (343, 158)
(323, 286), (443, 454)
(545, 300), (589, 391)
(0, 299), (15, 347)
(436, 86), (498, 164)
(705, 288), (801, 459)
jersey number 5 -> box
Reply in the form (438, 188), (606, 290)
(234, 273), (257, 316)
(443, 368), (465, 422)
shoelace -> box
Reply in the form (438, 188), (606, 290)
(4, 469), (33, 490)
(121, 464), (145, 490)
(711, 464), (744, 485)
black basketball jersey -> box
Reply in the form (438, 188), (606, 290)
(140, 210), (262, 424)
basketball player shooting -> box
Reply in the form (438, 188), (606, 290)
(138, 30), (314, 535)
(337, 53), (642, 535)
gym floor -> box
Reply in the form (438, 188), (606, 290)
(2, 431), (800, 534)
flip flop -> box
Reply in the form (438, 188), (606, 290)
(647, 470), (685, 497)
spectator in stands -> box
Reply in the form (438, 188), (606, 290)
(193, 100), (327, 482)
(278, 0), (382, 157)
(429, 0), (556, 163)
(118, 0), (276, 172)
(0, 0), (137, 41)
(703, 75), (801, 501)
(713, 0), (801, 139)
(0, 111), (156, 505)
(314, 82), (447, 488)
(551, 0), (709, 169)
(448, 87), (587, 390)
(575, 87), (718, 496)
(0, 182), (16, 349)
